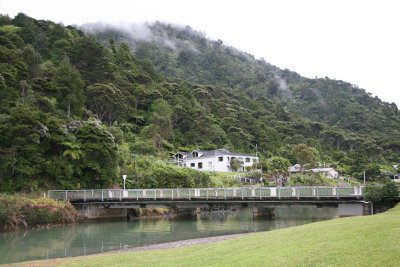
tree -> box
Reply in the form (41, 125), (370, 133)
(86, 83), (126, 125)
(265, 156), (291, 186)
(292, 144), (316, 172)
(364, 181), (399, 211)
(55, 59), (84, 117)
(230, 158), (243, 172)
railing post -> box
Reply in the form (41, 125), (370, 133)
(278, 188), (280, 199)
(242, 188), (244, 200)
(84, 190), (86, 202)
(65, 191), (68, 202)
(206, 189), (208, 200)
(101, 190), (104, 201)
(92, 189), (94, 199)
(224, 188), (226, 200)
(119, 190), (122, 201)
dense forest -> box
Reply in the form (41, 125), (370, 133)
(0, 14), (399, 192)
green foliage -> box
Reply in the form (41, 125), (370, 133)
(264, 156), (290, 177)
(288, 173), (330, 186)
(230, 158), (243, 172)
(364, 181), (399, 207)
(121, 156), (211, 189)
(0, 14), (399, 193)
(0, 194), (80, 231)
(292, 144), (316, 171)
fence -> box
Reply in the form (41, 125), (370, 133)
(48, 186), (364, 202)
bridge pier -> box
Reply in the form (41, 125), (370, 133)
(76, 204), (127, 220)
(253, 207), (275, 218)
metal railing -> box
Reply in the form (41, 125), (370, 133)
(48, 186), (364, 202)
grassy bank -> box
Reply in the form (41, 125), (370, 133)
(9, 205), (400, 267)
(0, 194), (80, 231)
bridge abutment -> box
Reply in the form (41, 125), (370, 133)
(76, 204), (127, 220)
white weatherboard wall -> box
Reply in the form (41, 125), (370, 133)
(183, 155), (258, 172)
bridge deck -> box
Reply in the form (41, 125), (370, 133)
(49, 186), (364, 203)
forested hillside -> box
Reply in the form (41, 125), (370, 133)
(0, 14), (399, 192)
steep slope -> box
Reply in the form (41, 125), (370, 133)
(85, 22), (400, 139)
(0, 13), (399, 192)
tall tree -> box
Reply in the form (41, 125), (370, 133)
(292, 144), (316, 172)
(55, 59), (84, 117)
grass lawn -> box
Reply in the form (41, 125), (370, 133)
(6, 205), (400, 267)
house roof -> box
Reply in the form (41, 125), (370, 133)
(184, 149), (256, 159)
(310, 168), (336, 172)
(174, 152), (191, 156)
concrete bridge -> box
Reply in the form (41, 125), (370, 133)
(49, 186), (371, 219)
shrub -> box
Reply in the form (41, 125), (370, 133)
(364, 181), (399, 207)
(0, 194), (80, 231)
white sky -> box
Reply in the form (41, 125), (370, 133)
(1, 0), (399, 106)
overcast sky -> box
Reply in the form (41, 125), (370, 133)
(2, 0), (399, 106)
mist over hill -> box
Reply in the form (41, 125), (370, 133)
(0, 13), (399, 192)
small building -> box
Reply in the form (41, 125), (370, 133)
(288, 164), (339, 179)
(309, 168), (339, 179)
(171, 149), (259, 172)
(288, 164), (302, 174)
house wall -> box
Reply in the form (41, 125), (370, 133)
(183, 155), (258, 172)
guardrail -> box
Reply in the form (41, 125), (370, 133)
(48, 186), (364, 202)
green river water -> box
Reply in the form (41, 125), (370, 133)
(0, 206), (340, 264)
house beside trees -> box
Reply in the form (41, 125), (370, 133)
(171, 149), (258, 172)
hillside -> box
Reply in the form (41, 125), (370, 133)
(0, 13), (399, 192)
(86, 21), (400, 162)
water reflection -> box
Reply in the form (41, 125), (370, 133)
(0, 206), (337, 264)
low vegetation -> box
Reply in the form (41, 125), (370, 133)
(0, 194), (80, 231)
(11, 205), (400, 266)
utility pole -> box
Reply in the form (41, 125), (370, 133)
(255, 144), (258, 171)
(363, 170), (366, 186)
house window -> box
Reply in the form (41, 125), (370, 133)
(192, 151), (199, 157)
(218, 156), (223, 162)
(245, 158), (250, 162)
(190, 163), (195, 167)
(208, 161), (212, 166)
(183, 164), (186, 167)
(198, 162), (203, 169)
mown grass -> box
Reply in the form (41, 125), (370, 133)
(9, 205), (400, 267)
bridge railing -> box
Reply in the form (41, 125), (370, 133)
(48, 186), (364, 202)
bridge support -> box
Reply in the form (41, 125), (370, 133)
(253, 207), (275, 218)
(76, 204), (127, 220)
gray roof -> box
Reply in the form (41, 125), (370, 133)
(185, 149), (256, 159)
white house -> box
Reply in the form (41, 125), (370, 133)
(171, 149), (259, 172)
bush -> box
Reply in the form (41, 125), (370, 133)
(364, 181), (399, 207)
(0, 194), (80, 231)
(288, 173), (326, 186)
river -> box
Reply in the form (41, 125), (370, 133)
(0, 206), (340, 264)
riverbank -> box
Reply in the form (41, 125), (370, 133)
(7, 204), (400, 266)
(0, 194), (80, 231)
